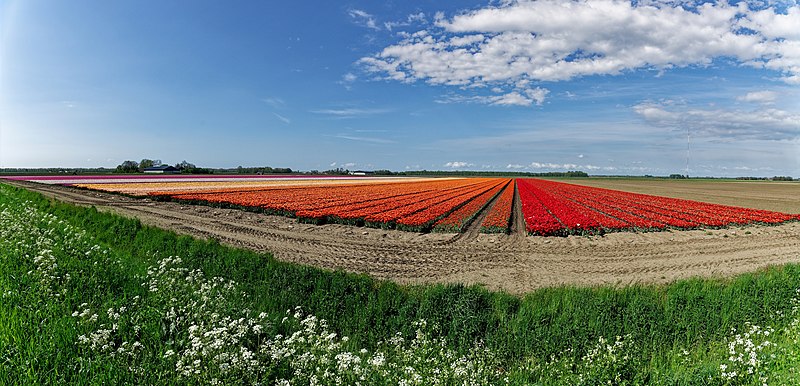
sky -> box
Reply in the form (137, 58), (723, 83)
(1, 0), (798, 177)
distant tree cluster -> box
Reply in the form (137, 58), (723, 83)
(115, 160), (140, 173)
(322, 168), (351, 175)
(669, 174), (688, 179)
(736, 176), (769, 180)
(115, 159), (160, 173)
(115, 158), (213, 174)
(735, 176), (794, 181)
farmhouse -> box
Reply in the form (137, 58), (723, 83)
(143, 165), (180, 174)
(349, 170), (375, 176)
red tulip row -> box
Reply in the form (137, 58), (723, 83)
(431, 179), (511, 232)
(517, 178), (800, 235)
(479, 180), (516, 233)
(517, 179), (564, 235)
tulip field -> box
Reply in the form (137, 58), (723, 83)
(151, 177), (511, 232)
(516, 178), (799, 235)
(5, 175), (798, 235)
(140, 177), (800, 235)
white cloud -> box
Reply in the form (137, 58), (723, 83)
(272, 112), (291, 124)
(529, 162), (610, 171)
(530, 162), (578, 169)
(333, 134), (395, 144)
(262, 97), (285, 108)
(361, 0), (800, 102)
(437, 87), (549, 106)
(329, 161), (357, 168)
(385, 12), (428, 31)
(633, 101), (800, 140)
(349, 9), (379, 30)
(312, 107), (391, 118)
(506, 163), (525, 169)
(736, 90), (778, 104)
(339, 73), (357, 90)
(445, 161), (473, 168)
(739, 5), (800, 40)
(408, 12), (426, 23)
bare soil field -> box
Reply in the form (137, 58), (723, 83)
(8, 179), (799, 295)
(559, 178), (800, 213)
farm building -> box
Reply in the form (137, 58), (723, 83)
(143, 165), (180, 174)
(349, 170), (375, 176)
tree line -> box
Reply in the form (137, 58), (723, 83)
(114, 159), (214, 174)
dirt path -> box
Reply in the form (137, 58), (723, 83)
(9, 180), (800, 295)
(447, 180), (510, 244)
(509, 180), (527, 243)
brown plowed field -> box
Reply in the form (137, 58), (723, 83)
(559, 178), (800, 213)
(8, 179), (800, 295)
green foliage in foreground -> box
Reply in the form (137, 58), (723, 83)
(1, 182), (799, 385)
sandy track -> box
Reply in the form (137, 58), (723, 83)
(9, 180), (800, 295)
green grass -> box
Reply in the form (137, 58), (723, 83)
(1, 182), (799, 385)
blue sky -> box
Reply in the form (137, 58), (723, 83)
(1, 0), (798, 176)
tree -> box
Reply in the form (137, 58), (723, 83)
(175, 160), (196, 170)
(139, 159), (155, 169)
(115, 160), (139, 173)
(324, 167), (350, 175)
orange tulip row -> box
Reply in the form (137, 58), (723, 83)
(479, 180), (516, 233)
(394, 179), (510, 232)
(161, 178), (506, 230)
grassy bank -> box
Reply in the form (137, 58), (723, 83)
(1, 182), (799, 385)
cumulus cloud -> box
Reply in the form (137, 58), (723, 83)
(360, 0), (800, 103)
(736, 90), (778, 104)
(445, 161), (473, 168)
(437, 87), (549, 106)
(633, 101), (800, 140)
